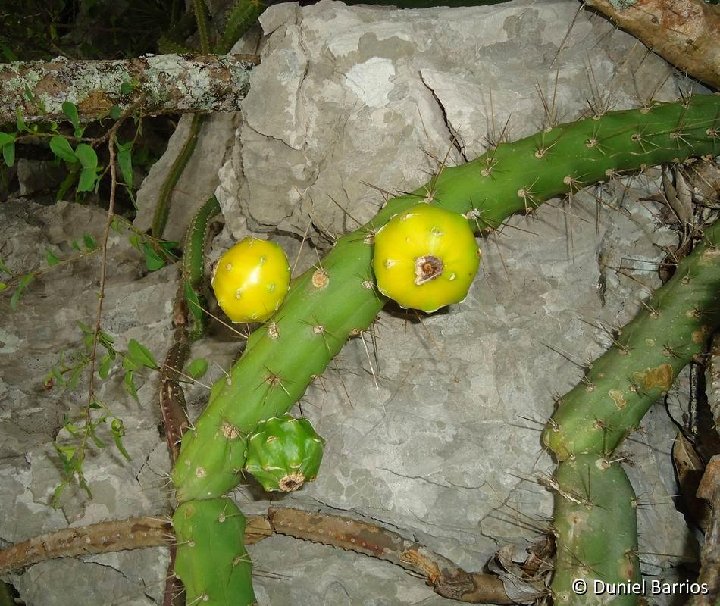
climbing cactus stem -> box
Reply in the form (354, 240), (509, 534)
(173, 96), (720, 500)
(552, 455), (639, 606)
(173, 497), (255, 606)
(543, 218), (720, 460)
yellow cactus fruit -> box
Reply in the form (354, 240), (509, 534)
(211, 237), (291, 323)
(372, 204), (480, 312)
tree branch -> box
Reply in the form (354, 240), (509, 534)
(0, 53), (260, 125)
(0, 507), (548, 604)
(585, 0), (720, 90)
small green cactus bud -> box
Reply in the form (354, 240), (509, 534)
(244, 414), (325, 492)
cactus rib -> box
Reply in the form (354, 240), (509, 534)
(542, 218), (720, 460)
(183, 195), (221, 340)
(173, 95), (720, 501)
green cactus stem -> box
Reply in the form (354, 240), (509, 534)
(244, 414), (325, 492)
(173, 497), (256, 606)
(552, 455), (639, 606)
(183, 195), (221, 340)
(173, 96), (720, 502)
(216, 0), (265, 55)
(542, 217), (720, 461)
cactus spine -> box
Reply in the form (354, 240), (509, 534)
(171, 96), (720, 603)
(552, 455), (639, 606)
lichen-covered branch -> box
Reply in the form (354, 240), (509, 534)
(586, 0), (720, 90)
(0, 53), (259, 125)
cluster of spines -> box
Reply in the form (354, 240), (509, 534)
(170, 96), (720, 603)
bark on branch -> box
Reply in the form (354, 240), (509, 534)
(0, 53), (260, 125)
(585, 0), (720, 90)
(0, 508), (549, 604)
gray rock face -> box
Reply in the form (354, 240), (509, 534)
(0, 1), (703, 604)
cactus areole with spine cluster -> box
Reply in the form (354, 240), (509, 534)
(372, 203), (481, 312)
(211, 237), (291, 323)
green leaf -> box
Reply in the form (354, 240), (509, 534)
(67, 364), (84, 389)
(56, 169), (78, 201)
(63, 421), (81, 436)
(45, 249), (60, 266)
(83, 233), (97, 251)
(16, 110), (26, 132)
(50, 135), (78, 163)
(75, 144), (98, 170)
(127, 338), (158, 369)
(10, 273), (34, 310)
(116, 141), (134, 189)
(98, 353), (114, 379)
(120, 80), (134, 95)
(77, 168), (97, 192)
(0, 258), (10, 274)
(109, 105), (122, 120)
(0, 133), (15, 165)
(122, 355), (139, 372)
(51, 482), (67, 508)
(186, 358), (209, 379)
(142, 242), (165, 271)
(55, 444), (76, 469)
(123, 370), (139, 404)
(111, 418), (131, 460)
(0, 41), (17, 62)
(62, 101), (80, 134)
(159, 240), (180, 254)
(90, 431), (106, 449)
(0, 283), (6, 292)
(2, 141), (15, 167)
(75, 144), (99, 192)
(128, 234), (141, 251)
